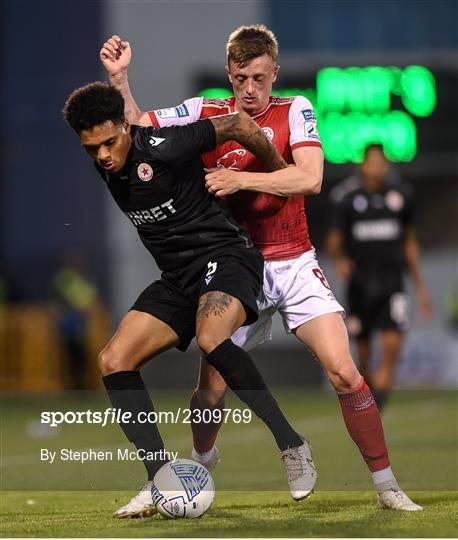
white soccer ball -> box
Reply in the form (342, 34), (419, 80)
(152, 458), (215, 519)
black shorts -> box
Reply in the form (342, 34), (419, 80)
(131, 247), (264, 351)
(347, 271), (408, 338)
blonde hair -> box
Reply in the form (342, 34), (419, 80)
(226, 24), (279, 66)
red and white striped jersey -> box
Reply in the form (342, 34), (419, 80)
(148, 95), (321, 261)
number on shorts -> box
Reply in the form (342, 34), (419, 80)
(313, 268), (331, 290)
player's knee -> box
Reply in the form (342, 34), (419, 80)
(97, 346), (131, 376)
(326, 355), (361, 393)
(196, 331), (227, 356)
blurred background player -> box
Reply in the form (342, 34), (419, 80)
(50, 249), (99, 390)
(327, 144), (432, 411)
(100, 26), (423, 511)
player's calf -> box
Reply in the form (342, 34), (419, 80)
(205, 339), (303, 451)
(190, 390), (226, 454)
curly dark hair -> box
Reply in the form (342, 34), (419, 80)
(63, 82), (125, 134)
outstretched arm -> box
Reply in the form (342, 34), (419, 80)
(208, 112), (287, 185)
(100, 35), (152, 126)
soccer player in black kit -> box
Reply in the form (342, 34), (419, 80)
(327, 145), (431, 411)
(64, 82), (314, 518)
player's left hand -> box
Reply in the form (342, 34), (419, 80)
(204, 168), (243, 197)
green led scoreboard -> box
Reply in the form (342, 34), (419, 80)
(197, 65), (456, 165)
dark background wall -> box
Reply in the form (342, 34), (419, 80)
(0, 0), (107, 300)
(268, 0), (458, 52)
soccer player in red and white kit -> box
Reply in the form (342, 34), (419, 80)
(100, 25), (422, 512)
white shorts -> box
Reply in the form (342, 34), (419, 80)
(232, 249), (345, 351)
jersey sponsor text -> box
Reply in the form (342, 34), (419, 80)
(352, 219), (401, 241)
(124, 198), (176, 226)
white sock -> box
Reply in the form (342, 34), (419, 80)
(192, 447), (214, 459)
(372, 466), (399, 492)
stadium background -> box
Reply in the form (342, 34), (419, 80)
(0, 2), (457, 536)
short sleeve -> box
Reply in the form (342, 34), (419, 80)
(134, 119), (216, 165)
(148, 97), (203, 128)
(289, 96), (322, 151)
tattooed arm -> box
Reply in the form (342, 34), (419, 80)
(209, 112), (287, 172)
(206, 112), (318, 198)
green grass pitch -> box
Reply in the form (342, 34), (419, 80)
(1, 389), (457, 537)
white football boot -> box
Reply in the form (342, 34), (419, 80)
(191, 446), (220, 471)
(112, 481), (157, 518)
(281, 439), (317, 501)
(377, 488), (423, 511)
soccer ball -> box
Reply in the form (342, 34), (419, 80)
(152, 458), (215, 519)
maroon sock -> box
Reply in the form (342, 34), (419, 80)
(190, 391), (225, 454)
(337, 378), (390, 472)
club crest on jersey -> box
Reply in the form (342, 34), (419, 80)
(385, 190), (404, 212)
(262, 127), (274, 140)
(137, 163), (154, 182)
(216, 149), (247, 170)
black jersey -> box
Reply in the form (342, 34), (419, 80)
(95, 120), (252, 273)
(329, 180), (414, 273)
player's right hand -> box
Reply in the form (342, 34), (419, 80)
(100, 35), (131, 76)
